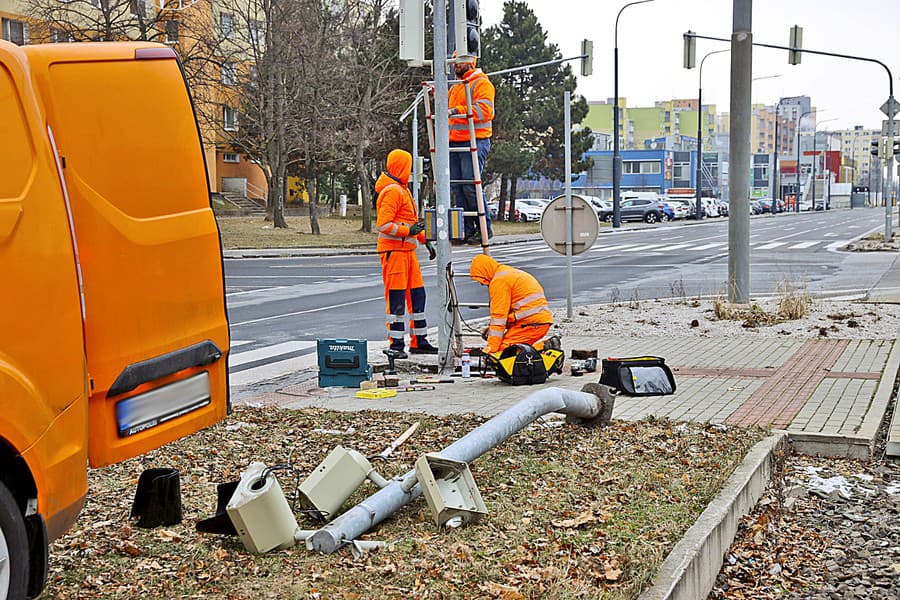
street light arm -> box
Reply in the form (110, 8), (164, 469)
(616, 0), (656, 48)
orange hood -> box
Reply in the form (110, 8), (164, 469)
(470, 254), (500, 285)
(375, 149), (412, 193)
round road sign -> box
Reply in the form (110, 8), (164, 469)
(540, 194), (599, 256)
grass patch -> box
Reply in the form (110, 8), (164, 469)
(46, 407), (762, 599)
(216, 216), (540, 249)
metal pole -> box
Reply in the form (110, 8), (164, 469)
(412, 107), (420, 212)
(307, 387), (608, 553)
(886, 103), (895, 240)
(696, 50), (729, 221)
(564, 91), (574, 319)
(433, 0), (453, 364)
(613, 45), (621, 228)
(728, 0), (752, 304)
(812, 132), (817, 210)
(612, 1), (656, 229)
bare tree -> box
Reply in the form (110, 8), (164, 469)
(23, 0), (171, 42)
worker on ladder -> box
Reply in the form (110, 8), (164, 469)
(449, 53), (495, 246)
(375, 149), (438, 358)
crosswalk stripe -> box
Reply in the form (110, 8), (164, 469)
(228, 341), (316, 368)
(789, 241), (819, 249)
(230, 340), (254, 348)
(691, 242), (726, 251)
(619, 244), (666, 252)
(592, 243), (641, 252)
(652, 243), (693, 252)
(229, 352), (319, 387)
(755, 241), (788, 250)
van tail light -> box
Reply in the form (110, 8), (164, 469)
(135, 47), (177, 60)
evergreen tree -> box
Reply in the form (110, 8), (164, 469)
(481, 0), (592, 219)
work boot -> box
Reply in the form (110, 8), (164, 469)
(410, 341), (438, 355)
(387, 345), (408, 360)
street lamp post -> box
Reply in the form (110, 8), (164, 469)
(613, 0), (656, 228)
(811, 118), (838, 211)
(694, 49), (729, 221)
(795, 109), (816, 212)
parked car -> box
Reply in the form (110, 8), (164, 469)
(664, 200), (689, 220)
(514, 199), (546, 222)
(701, 198), (720, 217)
(667, 197), (699, 218)
(715, 199), (729, 217)
(598, 198), (670, 224)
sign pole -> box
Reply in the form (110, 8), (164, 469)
(564, 91), (573, 319)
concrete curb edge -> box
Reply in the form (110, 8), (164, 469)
(639, 432), (788, 600)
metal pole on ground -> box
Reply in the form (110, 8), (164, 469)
(728, 0), (752, 304)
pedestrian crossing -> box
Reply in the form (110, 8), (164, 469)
(448, 238), (849, 261)
(227, 339), (318, 386)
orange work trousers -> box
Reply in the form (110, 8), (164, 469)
(380, 249), (427, 350)
(497, 322), (551, 352)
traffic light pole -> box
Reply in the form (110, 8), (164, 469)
(684, 32), (895, 240)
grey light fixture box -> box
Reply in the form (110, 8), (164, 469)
(414, 453), (487, 527)
(298, 446), (376, 521)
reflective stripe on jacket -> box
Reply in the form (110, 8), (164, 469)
(449, 68), (495, 142)
(375, 150), (425, 253)
(469, 254), (553, 353)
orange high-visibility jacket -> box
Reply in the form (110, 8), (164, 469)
(375, 150), (425, 253)
(449, 67), (495, 142)
(470, 255), (553, 353)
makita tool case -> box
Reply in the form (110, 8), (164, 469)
(317, 339), (372, 387)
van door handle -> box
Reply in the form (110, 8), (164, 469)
(0, 200), (23, 242)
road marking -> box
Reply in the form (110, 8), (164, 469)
(652, 243), (693, 252)
(691, 242), (726, 251)
(230, 352), (320, 387)
(618, 244), (666, 252)
(227, 286), (290, 297)
(231, 296), (382, 326)
(755, 241), (788, 250)
(788, 241), (819, 249)
(824, 232), (838, 237)
(592, 243), (642, 252)
(228, 341), (317, 368)
(231, 340), (253, 348)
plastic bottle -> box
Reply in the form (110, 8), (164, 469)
(461, 350), (471, 378)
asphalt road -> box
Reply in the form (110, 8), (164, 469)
(224, 207), (895, 386)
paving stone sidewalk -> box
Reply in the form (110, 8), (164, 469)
(239, 334), (899, 458)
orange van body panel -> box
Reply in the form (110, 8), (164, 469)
(0, 40), (89, 538)
(21, 42), (230, 467)
(1, 39), (229, 559)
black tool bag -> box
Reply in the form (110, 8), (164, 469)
(487, 343), (564, 385)
(599, 356), (676, 396)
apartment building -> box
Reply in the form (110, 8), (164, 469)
(832, 125), (883, 189)
(584, 97), (717, 151)
(0, 0), (267, 203)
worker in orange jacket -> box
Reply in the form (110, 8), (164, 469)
(449, 55), (495, 245)
(469, 254), (555, 355)
(375, 149), (437, 358)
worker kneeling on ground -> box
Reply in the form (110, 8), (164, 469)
(376, 149), (438, 358)
(469, 254), (556, 354)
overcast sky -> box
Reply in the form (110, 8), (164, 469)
(480, 0), (899, 132)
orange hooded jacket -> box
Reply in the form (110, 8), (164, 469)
(470, 254), (553, 353)
(375, 149), (425, 253)
(449, 65), (495, 142)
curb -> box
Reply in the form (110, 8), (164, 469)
(640, 432), (788, 600)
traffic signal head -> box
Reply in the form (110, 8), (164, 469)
(683, 31), (696, 69)
(581, 39), (593, 77)
(871, 140), (880, 157)
(452, 0), (480, 59)
(788, 25), (803, 65)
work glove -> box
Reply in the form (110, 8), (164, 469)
(426, 241), (436, 261)
(408, 220), (425, 236)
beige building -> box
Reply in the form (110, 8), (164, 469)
(833, 126), (881, 187)
(584, 97), (717, 150)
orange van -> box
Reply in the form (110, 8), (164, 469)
(0, 41), (229, 598)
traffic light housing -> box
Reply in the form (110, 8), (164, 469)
(683, 31), (696, 69)
(398, 0), (424, 65)
(452, 0), (480, 59)
(893, 138), (900, 158)
(580, 39), (593, 76)
(871, 140), (880, 157)
(788, 25), (803, 65)
(884, 137), (895, 160)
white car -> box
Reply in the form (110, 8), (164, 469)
(701, 198), (720, 217)
(664, 200), (689, 220)
(513, 199), (546, 222)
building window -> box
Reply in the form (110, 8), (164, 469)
(249, 20), (263, 45)
(673, 162), (691, 181)
(2, 18), (28, 46)
(165, 20), (179, 43)
(223, 152), (240, 163)
(220, 13), (234, 38)
(221, 63), (237, 86)
(50, 28), (74, 43)
(223, 105), (238, 131)
(623, 160), (661, 175)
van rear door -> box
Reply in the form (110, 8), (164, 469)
(23, 43), (230, 467)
